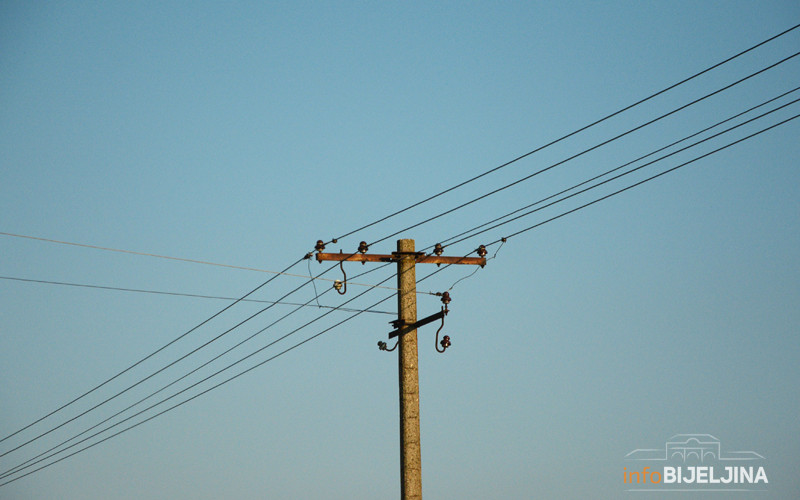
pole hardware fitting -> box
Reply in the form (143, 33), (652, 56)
(476, 244), (488, 258)
(434, 306), (450, 353)
(435, 292), (452, 353)
(315, 240), (326, 253)
(358, 241), (369, 253)
(378, 340), (398, 352)
(386, 301), (452, 353)
(433, 243), (444, 256)
(303, 252), (313, 260)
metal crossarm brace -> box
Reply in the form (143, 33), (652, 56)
(388, 308), (447, 339)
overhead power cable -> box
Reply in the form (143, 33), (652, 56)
(9, 48), (800, 462)
(0, 253), (403, 463)
(366, 50), (800, 248)
(482, 112), (800, 246)
(0, 275), (395, 315)
(0, 251), (457, 487)
(0, 267), (398, 480)
(0, 256), (306, 448)
(0, 232), (400, 291)
(2, 227), (437, 458)
(9, 101), (790, 474)
(0, 254), (360, 458)
(444, 88), (800, 248)
(0, 263), (403, 484)
(5, 24), (798, 482)
(327, 23), (800, 246)
(9, 102), (794, 478)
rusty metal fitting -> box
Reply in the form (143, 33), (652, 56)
(433, 243), (444, 256)
(440, 291), (451, 306)
(440, 335), (451, 350)
(358, 241), (369, 254)
(315, 240), (326, 252)
(476, 244), (488, 257)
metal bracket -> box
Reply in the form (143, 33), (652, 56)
(388, 308), (448, 339)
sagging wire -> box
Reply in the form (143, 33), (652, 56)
(307, 258), (322, 308)
(442, 241), (505, 292)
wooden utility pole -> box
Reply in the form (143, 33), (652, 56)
(316, 238), (486, 500)
(396, 239), (422, 499)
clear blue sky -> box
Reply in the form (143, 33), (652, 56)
(1, 2), (798, 498)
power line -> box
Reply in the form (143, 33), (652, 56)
(486, 112), (800, 246)
(0, 252), (456, 487)
(0, 275), (395, 315)
(0, 254), (401, 463)
(0, 232), (401, 291)
(444, 89), (800, 248)
(0, 271), (398, 480)
(1, 247), (463, 481)
(327, 23), (800, 247)
(6, 103), (795, 480)
(367, 50), (800, 248)
(0, 264), (402, 483)
(8, 95), (788, 477)
(0, 255), (354, 458)
(7, 57), (795, 464)
(4, 25), (798, 484)
(0, 256), (306, 448)
(1, 225), (436, 459)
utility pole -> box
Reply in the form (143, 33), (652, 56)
(316, 238), (486, 500)
(395, 238), (422, 499)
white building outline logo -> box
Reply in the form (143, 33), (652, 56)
(625, 434), (765, 462)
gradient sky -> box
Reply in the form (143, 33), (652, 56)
(1, 2), (798, 499)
